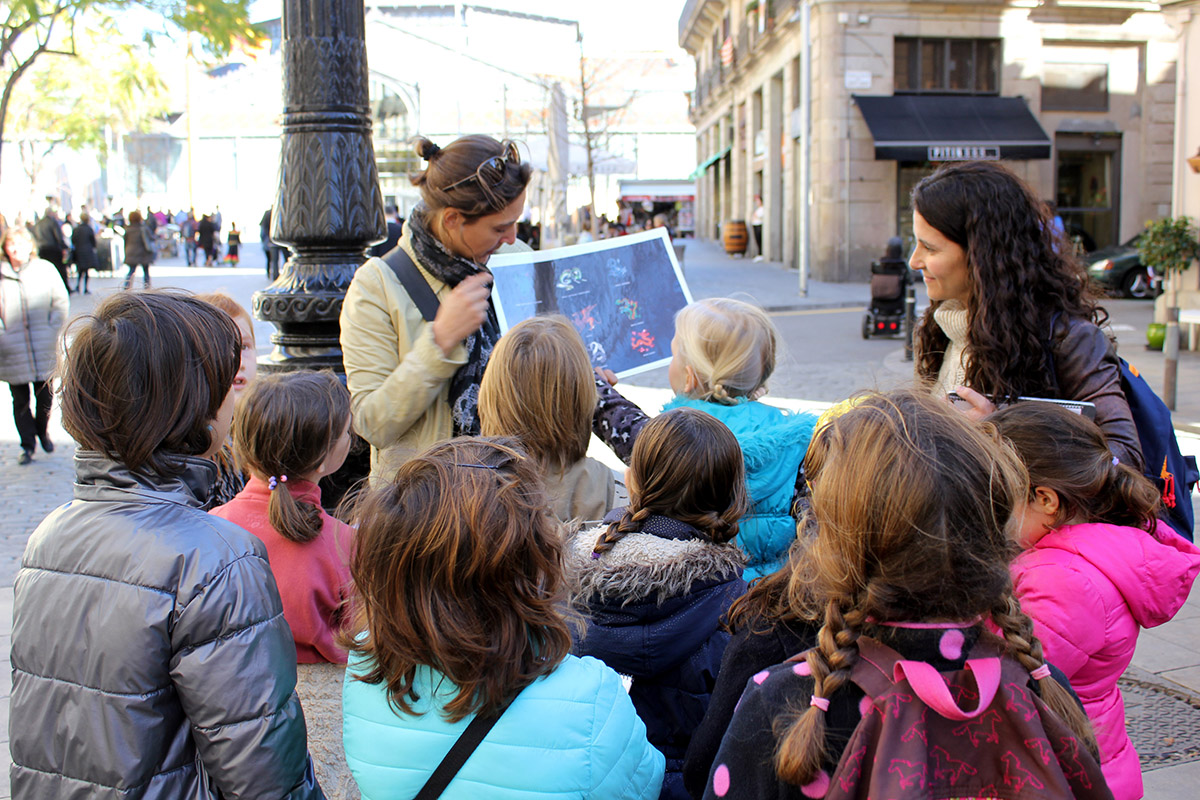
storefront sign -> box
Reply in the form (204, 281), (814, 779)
(844, 70), (872, 90)
(927, 145), (1000, 161)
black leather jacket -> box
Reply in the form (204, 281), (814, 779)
(1051, 315), (1143, 471)
(11, 451), (324, 799)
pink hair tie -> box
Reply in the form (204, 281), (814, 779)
(1031, 664), (1052, 681)
(809, 695), (830, 712)
(267, 475), (288, 491)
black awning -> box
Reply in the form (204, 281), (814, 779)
(852, 95), (1052, 161)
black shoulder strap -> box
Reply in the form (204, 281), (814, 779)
(383, 246), (440, 322)
(412, 700), (512, 800)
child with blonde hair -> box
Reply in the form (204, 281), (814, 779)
(595, 297), (816, 579)
(700, 390), (1109, 799)
(991, 402), (1200, 800)
(568, 407), (748, 800)
(210, 370), (356, 664)
(480, 314), (614, 525)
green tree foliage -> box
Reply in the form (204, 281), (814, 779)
(0, 0), (263, 179)
(1138, 216), (1200, 276)
(8, 25), (167, 204)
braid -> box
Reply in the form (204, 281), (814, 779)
(591, 506), (651, 556)
(687, 509), (739, 545)
(991, 593), (1100, 759)
(775, 600), (863, 785)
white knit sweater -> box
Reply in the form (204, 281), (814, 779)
(931, 300), (971, 396)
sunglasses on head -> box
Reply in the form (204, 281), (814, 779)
(443, 140), (521, 195)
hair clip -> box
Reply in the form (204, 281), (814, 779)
(452, 462), (500, 470)
(1112, 456), (1120, 466)
(1030, 664), (1052, 681)
(267, 475), (288, 491)
(809, 695), (830, 712)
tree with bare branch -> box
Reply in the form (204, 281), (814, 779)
(574, 54), (640, 234)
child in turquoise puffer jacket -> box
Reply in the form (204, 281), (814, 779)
(594, 297), (817, 580)
(341, 437), (663, 799)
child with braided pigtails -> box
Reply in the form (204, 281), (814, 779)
(209, 370), (357, 664)
(702, 390), (1110, 800)
(593, 297), (817, 580)
(567, 407), (750, 800)
(991, 402), (1200, 800)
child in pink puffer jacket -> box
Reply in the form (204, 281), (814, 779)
(992, 403), (1200, 800)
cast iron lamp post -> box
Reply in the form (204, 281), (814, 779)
(254, 0), (386, 374)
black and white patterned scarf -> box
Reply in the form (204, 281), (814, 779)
(405, 205), (500, 436)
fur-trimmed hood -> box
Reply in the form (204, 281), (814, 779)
(567, 524), (747, 607)
(567, 520), (747, 764)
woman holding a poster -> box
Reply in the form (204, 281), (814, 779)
(340, 134), (532, 483)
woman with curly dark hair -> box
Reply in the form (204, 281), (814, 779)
(910, 160), (1142, 469)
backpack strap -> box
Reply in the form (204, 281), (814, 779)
(850, 636), (1001, 720)
(893, 658), (1000, 720)
(383, 245), (440, 322)
(412, 699), (513, 800)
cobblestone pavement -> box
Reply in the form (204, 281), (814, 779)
(4, 241), (1200, 796)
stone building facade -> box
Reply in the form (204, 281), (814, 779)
(680, 0), (1181, 281)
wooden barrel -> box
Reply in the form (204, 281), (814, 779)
(723, 220), (749, 254)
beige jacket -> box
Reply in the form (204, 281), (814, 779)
(544, 456), (616, 528)
(340, 235), (467, 484)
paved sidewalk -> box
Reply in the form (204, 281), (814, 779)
(675, 239), (869, 311)
(3, 240), (1200, 795)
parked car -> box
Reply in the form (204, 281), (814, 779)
(1087, 235), (1161, 299)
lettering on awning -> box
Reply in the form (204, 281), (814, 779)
(927, 145), (1001, 161)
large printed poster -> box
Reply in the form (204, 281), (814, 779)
(489, 228), (693, 378)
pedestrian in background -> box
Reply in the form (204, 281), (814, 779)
(0, 223), (69, 465)
(198, 213), (217, 266)
(261, 207), (284, 279)
(34, 202), (71, 292)
(366, 203), (403, 258)
(122, 209), (156, 289)
(71, 212), (97, 293)
(226, 222), (241, 265)
(182, 209), (199, 266)
(10, 291), (324, 798)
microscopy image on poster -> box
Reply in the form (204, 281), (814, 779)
(489, 228), (692, 378)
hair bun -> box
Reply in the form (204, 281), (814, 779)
(415, 138), (441, 161)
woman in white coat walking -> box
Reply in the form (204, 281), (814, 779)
(0, 223), (69, 464)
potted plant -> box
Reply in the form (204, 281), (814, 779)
(1137, 216), (1200, 407)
